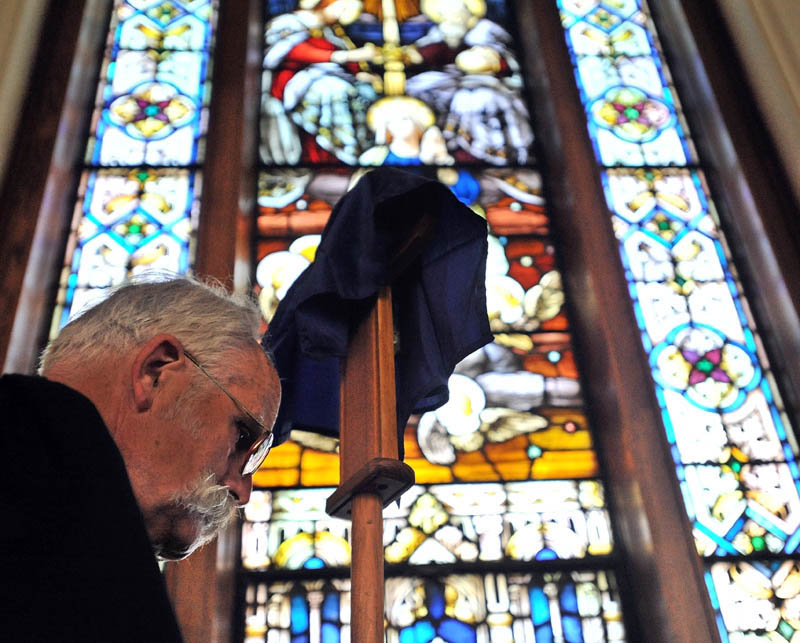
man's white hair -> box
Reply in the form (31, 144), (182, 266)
(39, 275), (263, 376)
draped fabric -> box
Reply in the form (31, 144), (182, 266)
(264, 168), (492, 454)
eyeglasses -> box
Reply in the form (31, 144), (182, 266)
(184, 350), (274, 476)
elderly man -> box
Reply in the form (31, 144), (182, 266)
(0, 277), (280, 642)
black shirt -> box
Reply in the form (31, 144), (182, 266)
(0, 374), (183, 642)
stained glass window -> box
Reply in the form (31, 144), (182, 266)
(50, 0), (218, 333)
(558, 0), (800, 639)
(245, 0), (630, 638)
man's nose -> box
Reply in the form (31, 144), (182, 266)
(223, 470), (253, 506)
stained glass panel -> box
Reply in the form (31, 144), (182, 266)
(605, 166), (800, 557)
(248, 0), (633, 637)
(254, 225), (596, 486)
(260, 0), (533, 166)
(257, 168), (546, 238)
(243, 571), (625, 642)
(557, 0), (800, 639)
(51, 168), (201, 329)
(86, 0), (216, 166)
(52, 1), (217, 333)
(558, 0), (695, 166)
(242, 481), (612, 570)
(706, 561), (800, 642)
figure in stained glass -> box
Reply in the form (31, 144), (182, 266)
(404, 0), (533, 165)
(261, 0), (534, 167)
(358, 96), (454, 165)
(262, 0), (380, 164)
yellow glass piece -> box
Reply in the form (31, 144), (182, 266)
(385, 527), (426, 563)
(273, 531), (351, 569)
(529, 426), (592, 450)
(492, 459), (533, 480)
(133, 116), (170, 138)
(587, 541), (613, 556)
(253, 440), (302, 487)
(531, 450), (598, 479)
(252, 467), (299, 488)
(300, 451), (340, 487)
(408, 493), (449, 534)
(274, 532), (314, 568)
(403, 457), (454, 483)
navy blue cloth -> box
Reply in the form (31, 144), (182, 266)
(0, 374), (184, 642)
(263, 168), (492, 455)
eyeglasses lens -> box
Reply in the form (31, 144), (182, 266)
(243, 432), (274, 476)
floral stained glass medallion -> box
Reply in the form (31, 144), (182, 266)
(559, 0), (695, 167)
(52, 1), (218, 332)
(87, 0), (217, 166)
(51, 169), (201, 332)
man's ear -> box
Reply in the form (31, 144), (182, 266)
(130, 334), (185, 411)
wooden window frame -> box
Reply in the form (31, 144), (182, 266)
(1, 1), (798, 641)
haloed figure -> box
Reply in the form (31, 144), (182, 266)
(359, 96), (454, 166)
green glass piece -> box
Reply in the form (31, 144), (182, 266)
(696, 358), (714, 374)
(778, 620), (795, 640)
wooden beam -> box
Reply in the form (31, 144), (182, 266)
(338, 287), (399, 643)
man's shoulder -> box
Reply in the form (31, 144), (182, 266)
(0, 372), (98, 417)
(0, 373), (112, 462)
(0, 374), (184, 642)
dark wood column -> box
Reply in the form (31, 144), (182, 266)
(162, 2), (262, 641)
(519, 2), (720, 641)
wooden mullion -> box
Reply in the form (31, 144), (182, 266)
(517, 1), (720, 641)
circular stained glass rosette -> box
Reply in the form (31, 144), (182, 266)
(590, 86), (673, 143)
(650, 323), (760, 412)
(107, 81), (197, 141)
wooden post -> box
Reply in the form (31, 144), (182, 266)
(326, 286), (415, 642)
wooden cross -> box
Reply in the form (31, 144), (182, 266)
(325, 285), (415, 641)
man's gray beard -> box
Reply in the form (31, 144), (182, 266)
(153, 472), (239, 561)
